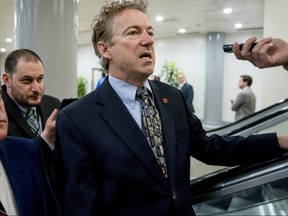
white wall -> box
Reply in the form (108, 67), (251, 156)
(77, 45), (101, 93)
(154, 35), (206, 118)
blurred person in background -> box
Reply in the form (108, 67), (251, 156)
(230, 75), (256, 121)
(177, 72), (195, 113)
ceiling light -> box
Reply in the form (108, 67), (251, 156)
(6, 38), (12, 43)
(223, 8), (232, 14)
(178, 28), (186, 33)
(0, 48), (6, 52)
(155, 16), (164, 22)
(234, 23), (243, 29)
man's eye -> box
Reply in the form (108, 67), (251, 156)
(38, 77), (44, 82)
(128, 31), (138, 35)
(21, 79), (31, 83)
(148, 31), (154, 37)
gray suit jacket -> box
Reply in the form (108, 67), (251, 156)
(231, 87), (256, 121)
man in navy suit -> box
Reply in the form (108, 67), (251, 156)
(0, 88), (60, 216)
(55, 0), (288, 215)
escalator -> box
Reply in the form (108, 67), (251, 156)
(190, 99), (288, 214)
(191, 155), (288, 215)
(206, 98), (288, 136)
(190, 104), (288, 179)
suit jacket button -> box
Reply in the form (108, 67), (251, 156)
(172, 191), (177, 200)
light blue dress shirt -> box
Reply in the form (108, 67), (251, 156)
(108, 75), (152, 129)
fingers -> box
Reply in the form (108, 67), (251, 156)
(48, 109), (58, 122)
(232, 36), (257, 61)
(251, 37), (273, 68)
(232, 36), (275, 68)
(241, 36), (258, 55)
(232, 41), (242, 60)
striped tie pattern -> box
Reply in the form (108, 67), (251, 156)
(25, 108), (38, 134)
(136, 86), (168, 178)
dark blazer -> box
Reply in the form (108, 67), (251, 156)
(1, 85), (61, 185)
(56, 78), (285, 216)
(0, 137), (60, 216)
(180, 82), (195, 113)
(1, 85), (61, 139)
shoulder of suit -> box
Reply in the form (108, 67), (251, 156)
(1, 136), (39, 156)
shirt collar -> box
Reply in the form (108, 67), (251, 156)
(108, 75), (152, 105)
(16, 103), (37, 116)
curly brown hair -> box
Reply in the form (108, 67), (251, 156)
(91, 0), (148, 72)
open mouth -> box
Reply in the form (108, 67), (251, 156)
(140, 52), (152, 59)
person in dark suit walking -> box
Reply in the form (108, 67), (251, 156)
(0, 88), (60, 216)
(55, 1), (288, 215)
(1, 49), (60, 185)
(177, 72), (195, 113)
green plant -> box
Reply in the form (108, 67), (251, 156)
(160, 60), (180, 87)
(77, 76), (87, 98)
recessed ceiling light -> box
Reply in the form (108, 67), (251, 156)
(234, 23), (243, 29)
(155, 16), (164, 22)
(0, 48), (6, 52)
(6, 38), (12, 43)
(178, 28), (186, 33)
(223, 8), (232, 14)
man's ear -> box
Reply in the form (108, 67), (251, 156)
(2, 72), (10, 86)
(97, 41), (111, 60)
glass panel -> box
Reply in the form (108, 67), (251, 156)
(193, 177), (288, 215)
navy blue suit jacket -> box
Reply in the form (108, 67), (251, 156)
(56, 77), (285, 216)
(0, 137), (60, 216)
(180, 82), (195, 113)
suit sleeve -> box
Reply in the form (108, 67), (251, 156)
(55, 110), (101, 216)
(187, 112), (286, 166)
(231, 92), (244, 111)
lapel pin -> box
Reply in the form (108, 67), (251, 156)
(162, 98), (168, 104)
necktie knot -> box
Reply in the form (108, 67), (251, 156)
(136, 86), (150, 99)
(25, 108), (38, 135)
(26, 108), (35, 118)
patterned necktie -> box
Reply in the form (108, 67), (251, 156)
(25, 108), (38, 135)
(0, 201), (7, 216)
(136, 86), (168, 178)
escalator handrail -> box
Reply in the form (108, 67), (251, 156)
(207, 98), (288, 134)
(222, 106), (288, 137)
(191, 153), (288, 204)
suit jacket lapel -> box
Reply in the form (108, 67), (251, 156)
(2, 87), (35, 138)
(96, 80), (168, 185)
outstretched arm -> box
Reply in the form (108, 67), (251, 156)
(233, 36), (288, 70)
